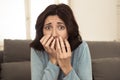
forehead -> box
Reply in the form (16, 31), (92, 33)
(44, 15), (64, 23)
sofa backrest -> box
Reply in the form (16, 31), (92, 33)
(87, 41), (120, 59)
(3, 40), (120, 62)
(4, 39), (32, 62)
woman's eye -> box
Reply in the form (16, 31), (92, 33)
(44, 26), (51, 30)
(58, 25), (65, 30)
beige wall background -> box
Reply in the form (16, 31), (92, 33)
(118, 0), (120, 41)
(69, 0), (119, 41)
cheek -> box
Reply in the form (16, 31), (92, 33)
(58, 31), (68, 40)
(43, 30), (51, 35)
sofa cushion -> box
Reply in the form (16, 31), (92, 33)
(4, 39), (32, 62)
(92, 57), (120, 80)
(1, 61), (31, 80)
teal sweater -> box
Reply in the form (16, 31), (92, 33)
(31, 41), (93, 80)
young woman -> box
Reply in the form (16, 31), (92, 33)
(30, 3), (92, 80)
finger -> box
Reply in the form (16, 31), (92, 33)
(59, 37), (66, 53)
(64, 39), (71, 53)
(40, 35), (51, 43)
(50, 38), (56, 49)
(45, 36), (54, 47)
(41, 35), (51, 45)
(40, 36), (45, 43)
(56, 38), (62, 54)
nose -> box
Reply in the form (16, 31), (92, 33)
(52, 29), (57, 38)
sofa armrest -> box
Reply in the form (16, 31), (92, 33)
(0, 51), (3, 63)
(0, 51), (3, 80)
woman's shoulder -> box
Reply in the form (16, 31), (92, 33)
(72, 41), (90, 58)
(31, 48), (46, 58)
(77, 41), (89, 49)
(73, 41), (89, 54)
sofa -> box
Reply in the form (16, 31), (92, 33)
(0, 39), (120, 80)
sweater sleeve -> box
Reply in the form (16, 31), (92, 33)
(63, 42), (93, 80)
(31, 48), (60, 80)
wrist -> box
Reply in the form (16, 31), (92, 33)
(63, 66), (72, 75)
(50, 57), (57, 65)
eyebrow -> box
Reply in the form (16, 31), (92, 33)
(57, 22), (64, 24)
(44, 23), (51, 26)
(45, 22), (64, 26)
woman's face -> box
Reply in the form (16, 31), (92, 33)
(43, 15), (68, 40)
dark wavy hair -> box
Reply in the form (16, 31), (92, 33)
(30, 3), (82, 51)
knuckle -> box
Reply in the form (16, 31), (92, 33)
(50, 46), (54, 50)
(44, 45), (48, 48)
